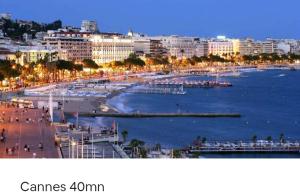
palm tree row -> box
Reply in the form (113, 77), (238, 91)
(1, 51), (299, 89)
(0, 57), (100, 89)
(252, 133), (286, 144)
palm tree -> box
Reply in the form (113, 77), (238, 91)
(140, 148), (148, 158)
(170, 55), (177, 63)
(169, 56), (177, 71)
(129, 139), (144, 148)
(0, 72), (4, 88)
(180, 49), (185, 59)
(82, 59), (99, 77)
(51, 60), (75, 81)
(129, 139), (145, 158)
(50, 51), (58, 61)
(279, 133), (285, 144)
(155, 144), (161, 152)
(121, 130), (128, 144)
(266, 136), (273, 143)
(46, 61), (58, 82)
(172, 149), (181, 158)
(252, 135), (257, 144)
(194, 136), (202, 146)
(202, 137), (207, 144)
(72, 64), (83, 78)
(15, 51), (22, 64)
(124, 53), (145, 71)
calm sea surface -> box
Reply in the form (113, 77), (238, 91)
(76, 69), (300, 158)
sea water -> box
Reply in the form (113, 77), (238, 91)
(75, 69), (300, 157)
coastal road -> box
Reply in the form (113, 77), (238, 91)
(0, 103), (58, 158)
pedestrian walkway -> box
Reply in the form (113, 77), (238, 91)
(0, 102), (58, 158)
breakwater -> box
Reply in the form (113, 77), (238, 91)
(80, 112), (241, 118)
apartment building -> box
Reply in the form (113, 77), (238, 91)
(42, 32), (92, 62)
(194, 40), (209, 57)
(262, 40), (277, 54)
(156, 36), (197, 58)
(132, 37), (167, 56)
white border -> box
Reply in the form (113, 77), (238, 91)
(0, 159), (298, 195)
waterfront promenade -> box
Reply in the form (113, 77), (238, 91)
(189, 140), (300, 154)
(0, 103), (58, 158)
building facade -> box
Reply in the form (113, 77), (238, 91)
(276, 42), (291, 54)
(42, 32), (92, 62)
(0, 47), (15, 61)
(232, 39), (254, 56)
(194, 40), (209, 57)
(261, 40), (277, 54)
(132, 37), (167, 56)
(18, 46), (65, 65)
(89, 34), (133, 64)
(157, 36), (198, 58)
(208, 39), (234, 56)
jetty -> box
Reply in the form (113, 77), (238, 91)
(127, 85), (186, 95)
(148, 80), (232, 88)
(79, 112), (241, 118)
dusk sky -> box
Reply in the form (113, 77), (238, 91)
(0, 0), (299, 39)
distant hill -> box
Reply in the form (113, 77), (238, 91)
(0, 18), (62, 40)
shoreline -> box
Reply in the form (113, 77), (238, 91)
(104, 64), (299, 114)
(8, 64), (298, 117)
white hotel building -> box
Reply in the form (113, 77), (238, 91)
(89, 34), (134, 64)
(208, 37), (234, 56)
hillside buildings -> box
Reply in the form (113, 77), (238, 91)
(0, 13), (12, 20)
(1, 16), (300, 66)
(81, 20), (98, 33)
